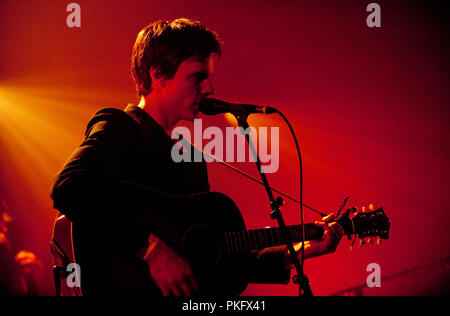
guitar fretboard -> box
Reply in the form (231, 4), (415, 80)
(223, 223), (324, 254)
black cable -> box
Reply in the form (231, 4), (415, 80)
(271, 108), (308, 291)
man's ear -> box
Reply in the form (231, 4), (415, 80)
(149, 66), (167, 89)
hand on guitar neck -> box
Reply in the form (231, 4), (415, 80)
(284, 213), (344, 267)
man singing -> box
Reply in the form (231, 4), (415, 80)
(50, 18), (343, 296)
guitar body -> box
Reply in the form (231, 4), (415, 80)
(165, 192), (252, 295)
(53, 192), (252, 296)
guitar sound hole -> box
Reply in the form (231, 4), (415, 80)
(182, 225), (221, 270)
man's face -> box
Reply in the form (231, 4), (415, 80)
(161, 55), (215, 122)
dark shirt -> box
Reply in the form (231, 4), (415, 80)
(50, 104), (289, 295)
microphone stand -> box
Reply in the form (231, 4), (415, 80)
(234, 114), (313, 297)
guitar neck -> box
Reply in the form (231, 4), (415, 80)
(223, 223), (325, 254)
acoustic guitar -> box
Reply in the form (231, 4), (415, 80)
(50, 191), (390, 296)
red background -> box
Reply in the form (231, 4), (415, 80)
(0, 0), (449, 295)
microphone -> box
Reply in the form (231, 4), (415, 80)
(199, 98), (276, 116)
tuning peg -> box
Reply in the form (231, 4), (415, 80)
(361, 206), (366, 213)
(376, 237), (383, 246)
(359, 239), (366, 248)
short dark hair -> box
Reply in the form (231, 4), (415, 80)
(131, 18), (221, 97)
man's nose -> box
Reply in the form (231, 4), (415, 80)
(201, 78), (214, 96)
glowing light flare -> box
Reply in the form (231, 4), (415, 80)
(0, 87), (81, 170)
(0, 84), (103, 224)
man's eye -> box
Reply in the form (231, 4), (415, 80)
(193, 74), (207, 82)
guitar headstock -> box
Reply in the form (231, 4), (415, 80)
(337, 204), (390, 246)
